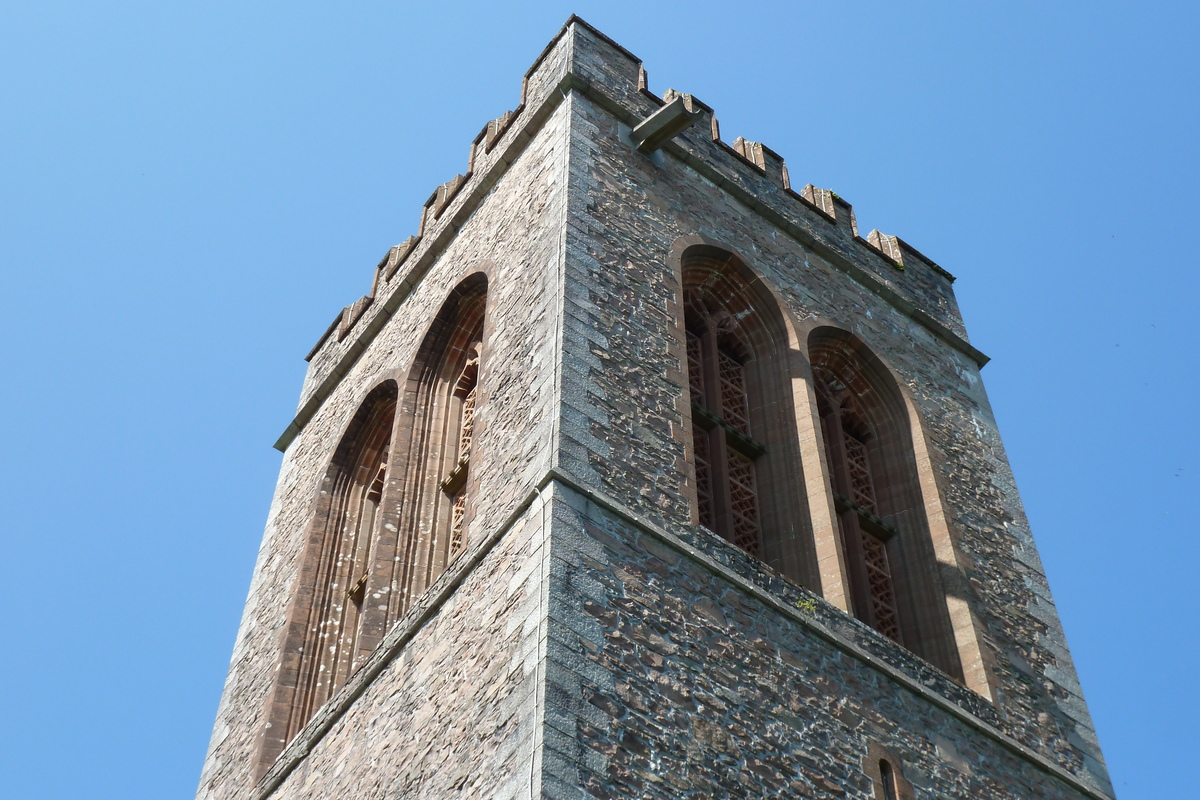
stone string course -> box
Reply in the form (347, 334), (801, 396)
(195, 16), (1114, 800)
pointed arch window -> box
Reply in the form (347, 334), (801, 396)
(686, 302), (765, 557)
(816, 371), (902, 641)
(259, 277), (489, 775)
(810, 329), (962, 678)
(678, 245), (819, 589)
(258, 383), (398, 769)
(390, 278), (487, 620)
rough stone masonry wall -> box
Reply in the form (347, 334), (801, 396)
(266, 493), (553, 800)
(194, 66), (574, 799)
(552, 21), (1110, 798)
(542, 487), (1099, 800)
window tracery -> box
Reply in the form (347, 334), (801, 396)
(686, 307), (764, 557)
(816, 370), (902, 643)
(444, 347), (479, 562)
(389, 283), (486, 621)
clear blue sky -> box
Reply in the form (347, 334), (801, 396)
(1, 2), (1195, 798)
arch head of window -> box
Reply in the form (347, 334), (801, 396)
(389, 274), (488, 622)
(258, 274), (490, 775)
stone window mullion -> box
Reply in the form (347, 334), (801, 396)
(445, 372), (477, 561)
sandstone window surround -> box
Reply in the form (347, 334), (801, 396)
(815, 358), (902, 643)
(672, 238), (990, 697)
(258, 382), (399, 772)
(809, 327), (963, 680)
(880, 761), (899, 800)
(257, 275), (489, 776)
(389, 277), (487, 619)
(677, 243), (820, 590)
(686, 303), (765, 557)
(865, 741), (916, 800)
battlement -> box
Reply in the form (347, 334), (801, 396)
(302, 15), (978, 377)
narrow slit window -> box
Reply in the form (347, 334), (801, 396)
(880, 759), (898, 800)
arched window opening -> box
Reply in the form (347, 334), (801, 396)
(809, 329), (962, 678)
(879, 759), (898, 800)
(389, 279), (487, 621)
(686, 297), (764, 557)
(270, 383), (398, 760)
(815, 370), (901, 642)
(677, 245), (819, 589)
(260, 278), (489, 775)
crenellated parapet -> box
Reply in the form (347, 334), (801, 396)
(799, 183), (837, 221)
(303, 14), (980, 415)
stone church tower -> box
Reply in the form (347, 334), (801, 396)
(196, 18), (1114, 800)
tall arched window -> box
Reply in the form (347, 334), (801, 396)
(388, 276), (487, 620)
(687, 294), (764, 556)
(259, 278), (488, 774)
(816, 365), (902, 641)
(810, 328), (961, 677)
(679, 245), (818, 589)
(259, 382), (399, 769)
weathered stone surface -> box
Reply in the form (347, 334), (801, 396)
(196, 17), (1113, 800)
(545, 488), (1102, 799)
(195, 38), (573, 798)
